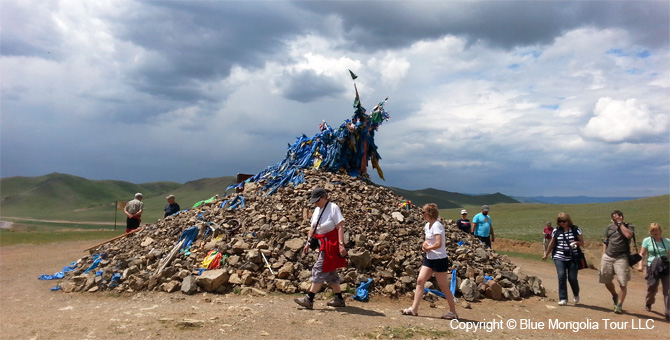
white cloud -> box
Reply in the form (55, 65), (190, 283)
(2, 1), (668, 197)
(582, 97), (669, 143)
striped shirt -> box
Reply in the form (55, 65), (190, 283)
(551, 226), (582, 261)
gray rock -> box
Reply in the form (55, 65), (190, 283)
(181, 275), (197, 295)
(460, 279), (478, 301)
(349, 250), (371, 269)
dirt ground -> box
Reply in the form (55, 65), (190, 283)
(1, 240), (668, 340)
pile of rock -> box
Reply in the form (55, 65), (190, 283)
(57, 169), (544, 301)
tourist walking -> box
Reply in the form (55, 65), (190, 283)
(637, 223), (670, 321)
(542, 212), (584, 306)
(599, 210), (635, 314)
(294, 188), (347, 309)
(401, 203), (458, 319)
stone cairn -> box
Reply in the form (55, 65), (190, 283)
(57, 169), (545, 302)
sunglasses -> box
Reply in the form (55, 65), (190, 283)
(558, 220), (568, 223)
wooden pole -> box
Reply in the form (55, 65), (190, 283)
(114, 201), (117, 231)
(84, 226), (144, 252)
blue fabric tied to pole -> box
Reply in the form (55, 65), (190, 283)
(353, 278), (372, 302)
(226, 82), (391, 197)
(179, 226), (199, 250)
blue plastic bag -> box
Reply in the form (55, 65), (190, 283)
(353, 278), (372, 302)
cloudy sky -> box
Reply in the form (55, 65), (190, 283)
(2, 0), (668, 197)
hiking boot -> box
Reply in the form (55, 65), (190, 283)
(645, 304), (651, 311)
(614, 305), (623, 314)
(558, 300), (567, 306)
(326, 297), (346, 307)
(294, 295), (313, 309)
(573, 296), (580, 304)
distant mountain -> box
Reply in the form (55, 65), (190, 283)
(388, 187), (520, 209)
(514, 196), (646, 204)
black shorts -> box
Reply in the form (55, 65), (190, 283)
(126, 217), (140, 230)
(422, 257), (451, 273)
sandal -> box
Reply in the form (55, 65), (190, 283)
(441, 312), (459, 320)
(401, 307), (417, 316)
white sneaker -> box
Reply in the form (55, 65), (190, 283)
(573, 296), (580, 304)
(558, 300), (568, 306)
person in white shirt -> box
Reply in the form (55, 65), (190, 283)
(401, 203), (458, 320)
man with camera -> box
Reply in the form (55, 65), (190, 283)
(294, 188), (347, 309)
(599, 210), (635, 314)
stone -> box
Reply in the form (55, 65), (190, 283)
(485, 280), (503, 300)
(274, 279), (296, 293)
(284, 238), (305, 251)
(277, 262), (294, 279)
(475, 248), (488, 259)
(501, 270), (518, 282)
(459, 279), (478, 301)
(348, 250), (371, 270)
(141, 237), (155, 247)
(181, 275), (197, 295)
(195, 269), (229, 292)
(177, 319), (205, 328)
(391, 212), (404, 222)
(161, 281), (181, 293)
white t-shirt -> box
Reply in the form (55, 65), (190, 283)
(424, 220), (447, 260)
(311, 202), (345, 235)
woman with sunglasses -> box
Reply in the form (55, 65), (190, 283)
(401, 203), (458, 319)
(542, 212), (585, 306)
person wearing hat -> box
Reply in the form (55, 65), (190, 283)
(164, 194), (181, 218)
(294, 187), (347, 309)
(124, 193), (144, 233)
(471, 205), (494, 248)
(456, 209), (471, 234)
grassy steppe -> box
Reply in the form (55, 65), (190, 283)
(2, 195), (667, 247)
(440, 195), (670, 244)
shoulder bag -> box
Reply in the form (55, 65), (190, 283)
(627, 230), (642, 267)
(651, 238), (670, 276)
(309, 202), (328, 250)
(570, 226), (588, 270)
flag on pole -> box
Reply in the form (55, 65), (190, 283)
(349, 69), (358, 80)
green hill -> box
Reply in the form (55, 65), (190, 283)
(0, 173), (237, 223)
(388, 187), (520, 209)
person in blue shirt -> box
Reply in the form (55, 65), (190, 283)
(471, 205), (494, 248)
